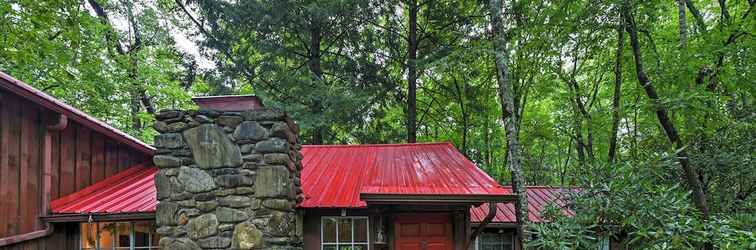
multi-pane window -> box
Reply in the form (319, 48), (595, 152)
(477, 232), (513, 250)
(321, 217), (369, 250)
(81, 221), (159, 250)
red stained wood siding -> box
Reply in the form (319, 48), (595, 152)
(0, 88), (150, 247)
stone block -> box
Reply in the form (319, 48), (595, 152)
(255, 138), (289, 154)
(218, 195), (252, 208)
(233, 221), (264, 250)
(187, 214), (219, 240)
(155, 133), (184, 149)
(216, 207), (249, 223)
(156, 201), (180, 226)
(183, 124), (242, 169)
(156, 110), (183, 120)
(177, 167), (216, 193)
(262, 199), (292, 211)
(217, 115), (243, 128)
(155, 172), (171, 200)
(154, 155), (181, 168)
(197, 201), (218, 212)
(255, 165), (291, 198)
(159, 237), (201, 250)
(234, 121), (268, 142)
(263, 153), (291, 165)
(197, 236), (231, 248)
(241, 108), (285, 121)
(216, 174), (254, 188)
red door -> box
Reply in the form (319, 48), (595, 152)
(394, 214), (453, 250)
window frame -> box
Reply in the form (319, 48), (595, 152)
(80, 221), (159, 250)
(475, 231), (514, 250)
(320, 216), (370, 250)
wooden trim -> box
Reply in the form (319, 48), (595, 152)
(361, 193), (516, 204)
(42, 213), (155, 223)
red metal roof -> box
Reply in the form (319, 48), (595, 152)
(470, 186), (576, 223)
(50, 143), (512, 214)
(0, 71), (155, 155)
(50, 165), (157, 214)
(300, 143), (511, 208)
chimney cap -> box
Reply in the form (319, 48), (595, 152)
(192, 95), (264, 111)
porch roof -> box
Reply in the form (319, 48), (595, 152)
(469, 186), (577, 223)
(300, 143), (513, 208)
(50, 165), (157, 214)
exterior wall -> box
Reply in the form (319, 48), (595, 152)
(0, 88), (150, 247)
(304, 206), (470, 250)
(0, 223), (80, 250)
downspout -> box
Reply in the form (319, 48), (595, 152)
(0, 114), (67, 246)
(465, 202), (497, 250)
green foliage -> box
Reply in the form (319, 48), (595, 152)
(528, 161), (755, 249)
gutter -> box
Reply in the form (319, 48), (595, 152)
(464, 202), (497, 250)
(0, 114), (67, 247)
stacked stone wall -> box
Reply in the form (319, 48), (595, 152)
(153, 108), (303, 249)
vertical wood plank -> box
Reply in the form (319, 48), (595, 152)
(58, 123), (76, 197)
(104, 140), (119, 178)
(90, 133), (105, 183)
(19, 103), (40, 233)
(117, 145), (131, 171)
(75, 126), (91, 190)
(2, 93), (21, 236)
(50, 129), (61, 200)
(0, 90), (9, 238)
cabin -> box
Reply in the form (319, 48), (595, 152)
(0, 71), (582, 250)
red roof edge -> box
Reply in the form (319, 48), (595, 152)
(0, 71), (155, 155)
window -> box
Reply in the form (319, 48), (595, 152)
(81, 221), (159, 250)
(476, 232), (513, 250)
(321, 217), (369, 250)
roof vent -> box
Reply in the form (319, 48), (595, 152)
(191, 95), (264, 111)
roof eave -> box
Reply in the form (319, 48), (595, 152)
(0, 72), (155, 155)
(361, 193), (517, 205)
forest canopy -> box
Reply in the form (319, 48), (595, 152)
(1, 0), (753, 248)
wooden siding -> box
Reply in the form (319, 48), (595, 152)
(0, 89), (150, 247)
(0, 224), (79, 250)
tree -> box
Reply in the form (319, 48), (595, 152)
(488, 0), (530, 244)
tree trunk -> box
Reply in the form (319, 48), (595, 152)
(453, 76), (468, 154)
(608, 18), (625, 164)
(489, 0), (530, 245)
(309, 19), (325, 144)
(685, 0), (706, 32)
(623, 6), (711, 220)
(407, 0), (418, 143)
(677, 0), (688, 48)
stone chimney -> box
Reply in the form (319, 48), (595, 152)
(153, 95), (303, 249)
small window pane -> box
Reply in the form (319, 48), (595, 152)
(81, 223), (98, 249)
(99, 222), (117, 249)
(339, 246), (354, 250)
(354, 244), (368, 250)
(134, 221), (153, 247)
(354, 218), (368, 243)
(323, 218), (338, 243)
(323, 246), (338, 250)
(115, 223), (131, 248)
(337, 218), (352, 243)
